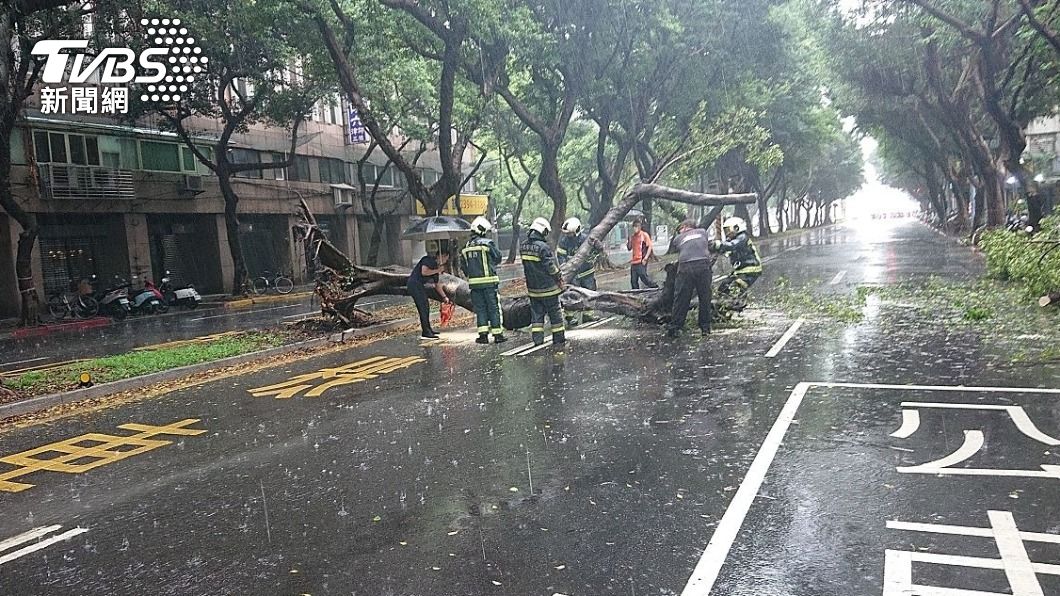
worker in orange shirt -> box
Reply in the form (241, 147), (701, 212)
(627, 218), (658, 289)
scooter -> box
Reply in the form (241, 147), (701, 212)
(92, 275), (131, 320)
(160, 271), (202, 310)
(129, 277), (168, 315)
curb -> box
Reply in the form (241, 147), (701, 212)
(0, 338), (327, 420)
(222, 291), (314, 311)
(9, 317), (112, 340)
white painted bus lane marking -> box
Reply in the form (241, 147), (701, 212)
(828, 270), (847, 285)
(764, 318), (804, 358)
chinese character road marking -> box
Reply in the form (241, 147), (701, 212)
(885, 511), (1059, 596)
(891, 402), (1060, 480)
(0, 525), (89, 568)
(247, 356), (426, 399)
(891, 402), (1060, 445)
(0, 419), (206, 493)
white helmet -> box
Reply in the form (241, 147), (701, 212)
(529, 217), (552, 236)
(722, 217), (746, 237)
(561, 217), (582, 235)
(471, 216), (493, 235)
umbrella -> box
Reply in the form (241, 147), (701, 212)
(401, 216), (474, 240)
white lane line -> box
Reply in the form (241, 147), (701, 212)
(0, 357), (48, 368)
(828, 270), (847, 285)
(0, 525), (62, 553)
(764, 318), (805, 358)
(990, 511), (1045, 596)
(502, 316), (618, 357)
(0, 527), (88, 567)
(282, 311), (319, 320)
(679, 382), (812, 596)
(813, 382), (1060, 394)
(189, 304), (302, 321)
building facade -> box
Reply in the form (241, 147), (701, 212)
(1, 95), (468, 318)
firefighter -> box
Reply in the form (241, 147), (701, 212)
(520, 217), (566, 347)
(557, 217), (603, 327)
(711, 217), (763, 298)
(461, 216), (507, 344)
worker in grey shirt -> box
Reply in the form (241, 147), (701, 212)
(666, 219), (715, 337)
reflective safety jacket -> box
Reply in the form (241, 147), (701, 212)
(716, 232), (762, 274)
(460, 235), (502, 288)
(520, 231), (563, 298)
(557, 232), (602, 280)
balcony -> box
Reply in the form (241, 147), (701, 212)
(39, 164), (136, 200)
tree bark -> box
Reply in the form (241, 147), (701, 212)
(217, 173), (249, 295)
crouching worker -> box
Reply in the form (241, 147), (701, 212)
(461, 217), (507, 344)
(711, 217), (762, 298)
(521, 217), (566, 347)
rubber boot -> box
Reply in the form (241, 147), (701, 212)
(476, 333), (490, 345)
(532, 331), (545, 346)
(552, 330), (566, 346)
(493, 334), (508, 344)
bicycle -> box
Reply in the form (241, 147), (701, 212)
(251, 271), (294, 295)
(47, 289), (99, 320)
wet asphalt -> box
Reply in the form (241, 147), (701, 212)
(1, 219), (1057, 596)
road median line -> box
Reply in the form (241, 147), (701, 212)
(764, 318), (805, 358)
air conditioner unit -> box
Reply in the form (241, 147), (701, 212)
(181, 174), (204, 193)
(333, 187), (353, 208)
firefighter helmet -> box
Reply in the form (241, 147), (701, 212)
(562, 217), (582, 235)
(471, 216), (493, 235)
(722, 217), (746, 238)
(530, 217), (552, 236)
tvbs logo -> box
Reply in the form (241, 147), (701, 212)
(31, 18), (205, 114)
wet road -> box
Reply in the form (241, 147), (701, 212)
(2, 219), (1055, 596)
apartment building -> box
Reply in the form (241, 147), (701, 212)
(0, 94), (472, 318)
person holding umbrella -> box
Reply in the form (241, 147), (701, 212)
(408, 243), (450, 340)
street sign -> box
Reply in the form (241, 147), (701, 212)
(414, 194), (489, 217)
(347, 108), (368, 144)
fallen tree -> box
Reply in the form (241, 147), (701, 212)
(298, 185), (756, 329)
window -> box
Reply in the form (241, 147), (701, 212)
(180, 146), (197, 172)
(376, 165), (394, 187)
(288, 155), (312, 182)
(320, 158), (345, 184)
(230, 148), (262, 179)
(33, 131), (101, 165)
(140, 141), (181, 171)
(264, 152), (286, 180)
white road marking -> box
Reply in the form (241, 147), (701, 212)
(282, 311), (319, 320)
(897, 402), (1060, 445)
(764, 318), (805, 358)
(189, 304), (302, 321)
(815, 382), (1060, 394)
(0, 526), (88, 567)
(0, 357), (48, 369)
(898, 430), (984, 472)
(886, 520), (1060, 545)
(0, 525), (62, 553)
(828, 270), (847, 285)
(501, 316), (617, 357)
(679, 382), (812, 595)
(989, 511), (1045, 596)
(681, 381), (1060, 595)
(890, 409), (921, 439)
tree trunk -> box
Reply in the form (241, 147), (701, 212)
(0, 108), (41, 326)
(218, 174), (249, 295)
(366, 220), (384, 266)
(539, 142), (567, 244)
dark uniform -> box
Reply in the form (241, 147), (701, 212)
(460, 235), (505, 342)
(714, 231), (762, 297)
(667, 226), (715, 336)
(557, 232), (601, 291)
(520, 230), (566, 346)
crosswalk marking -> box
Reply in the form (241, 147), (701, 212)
(501, 316), (618, 357)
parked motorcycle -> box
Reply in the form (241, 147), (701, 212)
(91, 275), (131, 320)
(129, 277), (167, 315)
(160, 271), (202, 310)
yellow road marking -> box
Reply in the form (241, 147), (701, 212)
(248, 356), (425, 399)
(0, 419), (206, 493)
(0, 359), (87, 379)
